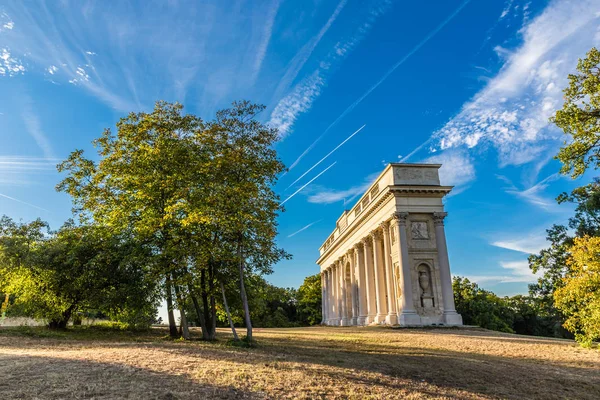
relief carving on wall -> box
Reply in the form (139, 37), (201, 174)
(411, 221), (429, 240)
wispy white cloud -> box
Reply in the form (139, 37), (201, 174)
(251, 0), (280, 84)
(0, 47), (25, 76)
(0, 12), (13, 31)
(286, 0), (472, 170)
(423, 150), (475, 194)
(270, 0), (348, 109)
(434, 0), (600, 168)
(0, 2), (294, 113)
(287, 219), (322, 238)
(21, 95), (56, 160)
(491, 231), (548, 254)
(270, 71), (325, 138)
(307, 171), (380, 205)
(497, 172), (562, 210)
(0, 156), (57, 186)
(457, 259), (542, 286)
(270, 0), (392, 139)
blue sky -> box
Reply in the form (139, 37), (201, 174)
(1, 0), (599, 297)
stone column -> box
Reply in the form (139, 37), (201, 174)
(340, 258), (350, 326)
(355, 244), (368, 325)
(433, 212), (463, 325)
(327, 269), (333, 325)
(321, 271), (326, 324)
(331, 264), (337, 324)
(372, 229), (388, 323)
(348, 250), (358, 325)
(362, 236), (377, 324)
(392, 212), (420, 325)
(381, 221), (398, 325)
(328, 268), (334, 325)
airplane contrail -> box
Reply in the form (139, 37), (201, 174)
(398, 136), (436, 162)
(287, 0), (473, 172)
(0, 193), (49, 212)
(280, 162), (337, 206)
(287, 219), (322, 238)
(286, 124), (366, 190)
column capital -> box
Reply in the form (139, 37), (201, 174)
(433, 212), (448, 226)
(371, 228), (383, 240)
(392, 211), (409, 225)
(353, 242), (364, 251)
(379, 220), (390, 233)
(361, 236), (373, 247)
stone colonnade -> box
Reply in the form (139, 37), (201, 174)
(321, 211), (457, 326)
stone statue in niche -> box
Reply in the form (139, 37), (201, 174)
(411, 221), (429, 239)
(418, 268), (434, 308)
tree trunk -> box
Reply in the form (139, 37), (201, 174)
(165, 274), (178, 338)
(1, 293), (9, 320)
(189, 286), (208, 339)
(220, 281), (239, 341)
(173, 283), (190, 340)
(201, 269), (215, 340)
(237, 241), (252, 342)
(48, 305), (75, 329)
(208, 261), (217, 337)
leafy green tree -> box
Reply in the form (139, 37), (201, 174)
(297, 274), (322, 325)
(554, 236), (600, 346)
(203, 101), (290, 340)
(0, 217), (157, 328)
(528, 180), (600, 337)
(57, 101), (209, 337)
(553, 47), (600, 178)
(452, 277), (514, 333)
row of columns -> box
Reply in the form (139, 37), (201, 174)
(320, 212), (458, 326)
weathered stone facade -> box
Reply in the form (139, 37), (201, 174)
(317, 163), (462, 326)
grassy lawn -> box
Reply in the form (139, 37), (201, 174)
(0, 326), (598, 399)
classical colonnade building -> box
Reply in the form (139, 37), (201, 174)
(317, 163), (462, 326)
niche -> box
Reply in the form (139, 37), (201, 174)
(417, 263), (435, 308)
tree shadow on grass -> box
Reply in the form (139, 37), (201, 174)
(2, 328), (599, 399)
(0, 353), (259, 400)
(157, 330), (600, 400)
(253, 333), (599, 400)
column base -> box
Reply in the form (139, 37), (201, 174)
(341, 317), (351, 326)
(385, 313), (398, 325)
(374, 313), (387, 324)
(357, 316), (368, 326)
(443, 311), (463, 326)
(366, 315), (377, 325)
(397, 311), (421, 326)
(351, 317), (358, 326)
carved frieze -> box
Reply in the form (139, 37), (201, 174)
(411, 221), (429, 239)
(393, 166), (440, 186)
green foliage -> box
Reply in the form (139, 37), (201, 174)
(553, 47), (600, 178)
(0, 217), (158, 329)
(554, 236), (600, 347)
(453, 277), (514, 333)
(296, 273), (322, 325)
(56, 100), (289, 340)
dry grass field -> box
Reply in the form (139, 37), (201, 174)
(0, 326), (598, 399)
